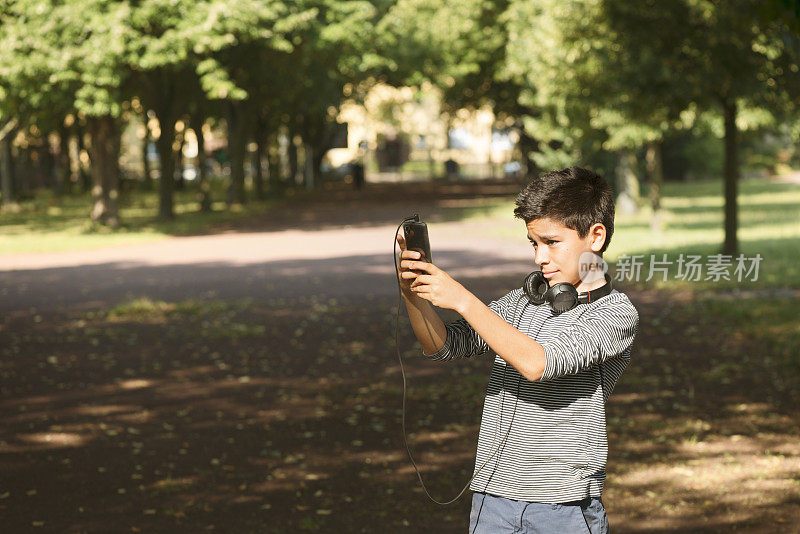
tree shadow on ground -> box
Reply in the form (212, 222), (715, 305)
(1, 249), (798, 532)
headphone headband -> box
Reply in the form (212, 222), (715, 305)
(577, 272), (613, 304)
(522, 271), (613, 314)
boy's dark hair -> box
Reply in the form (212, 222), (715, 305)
(513, 166), (615, 254)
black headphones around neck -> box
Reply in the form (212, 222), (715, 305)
(523, 271), (613, 315)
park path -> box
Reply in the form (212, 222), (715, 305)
(0, 181), (538, 316)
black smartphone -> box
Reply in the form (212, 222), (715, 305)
(402, 220), (432, 262)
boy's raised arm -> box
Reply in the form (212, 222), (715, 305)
(397, 234), (447, 355)
(402, 292), (448, 356)
(538, 297), (638, 381)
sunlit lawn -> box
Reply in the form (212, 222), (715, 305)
(0, 179), (292, 254)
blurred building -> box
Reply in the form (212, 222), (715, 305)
(328, 81), (517, 179)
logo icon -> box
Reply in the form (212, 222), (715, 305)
(578, 251), (608, 284)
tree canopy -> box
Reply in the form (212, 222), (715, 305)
(0, 0), (797, 253)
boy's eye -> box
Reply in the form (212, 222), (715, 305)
(529, 238), (558, 247)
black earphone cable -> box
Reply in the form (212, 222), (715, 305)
(393, 218), (536, 505)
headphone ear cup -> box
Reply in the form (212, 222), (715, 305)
(523, 271), (549, 305)
(546, 283), (579, 314)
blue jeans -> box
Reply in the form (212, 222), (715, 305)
(468, 492), (610, 534)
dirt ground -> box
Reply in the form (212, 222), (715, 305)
(1, 179), (798, 533)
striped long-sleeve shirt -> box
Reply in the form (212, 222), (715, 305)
(422, 288), (639, 503)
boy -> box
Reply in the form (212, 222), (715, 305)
(397, 166), (639, 533)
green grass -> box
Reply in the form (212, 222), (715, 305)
(99, 296), (267, 339)
(105, 296), (255, 321)
(0, 180), (290, 254)
(695, 296), (800, 353)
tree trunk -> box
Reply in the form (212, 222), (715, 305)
(288, 133), (299, 186)
(253, 121), (266, 201)
(614, 149), (640, 215)
(151, 71), (180, 220)
(517, 128), (539, 180)
(56, 127), (70, 196)
(722, 99), (739, 256)
(174, 126), (186, 191)
(645, 141), (664, 233)
(77, 127), (91, 193)
(267, 133), (282, 194)
(142, 114), (153, 190)
(312, 146), (326, 189)
(1, 125), (17, 208)
(191, 115), (212, 212)
(303, 142), (315, 190)
(106, 122), (121, 227)
(227, 101), (248, 206)
(18, 146), (33, 194)
(156, 115), (176, 219)
(41, 141), (55, 190)
(67, 127), (81, 193)
(86, 115), (120, 228)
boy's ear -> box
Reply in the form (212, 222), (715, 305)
(587, 223), (606, 252)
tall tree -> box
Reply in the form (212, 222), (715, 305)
(504, 0), (697, 224)
(602, 0), (799, 254)
(502, 0), (799, 252)
(0, 0), (132, 226)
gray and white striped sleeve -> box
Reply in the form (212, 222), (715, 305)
(539, 296), (639, 381)
(422, 290), (522, 361)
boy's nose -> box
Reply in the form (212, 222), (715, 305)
(535, 248), (549, 266)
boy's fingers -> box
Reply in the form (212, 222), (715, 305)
(405, 260), (435, 272)
(400, 259), (430, 270)
(412, 274), (431, 286)
(401, 259), (428, 270)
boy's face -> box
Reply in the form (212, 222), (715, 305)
(526, 217), (606, 289)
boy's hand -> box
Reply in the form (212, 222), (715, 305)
(399, 256), (471, 314)
(396, 233), (421, 298)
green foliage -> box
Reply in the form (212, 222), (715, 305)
(374, 0), (517, 118)
(0, 0), (132, 122)
(501, 0), (799, 166)
(0, 0), (376, 126)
